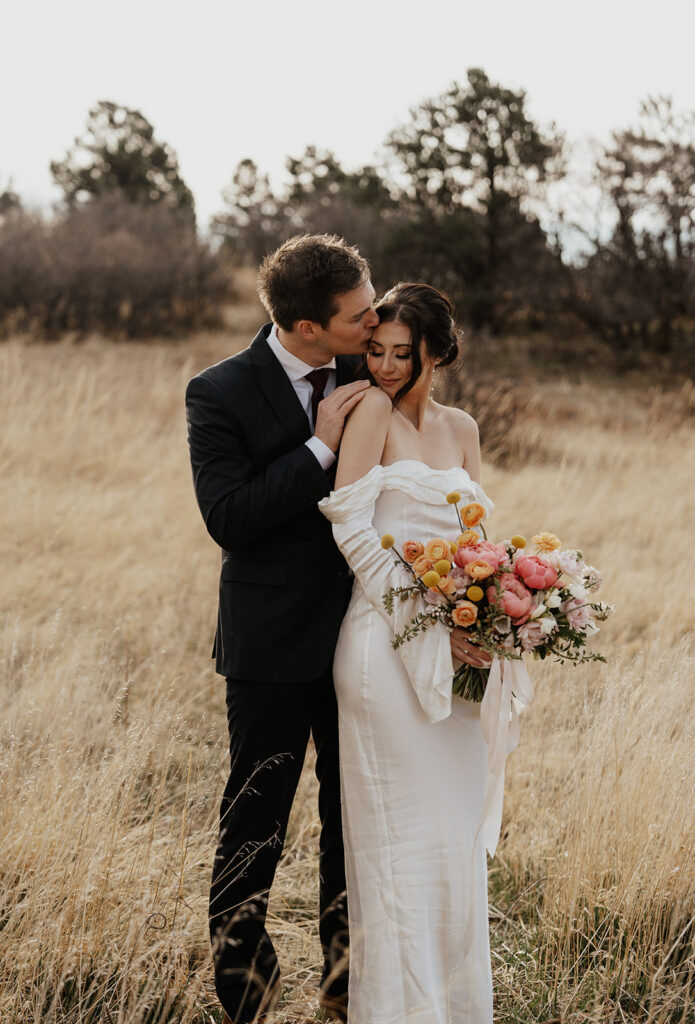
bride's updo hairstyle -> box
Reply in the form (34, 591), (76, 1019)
(374, 282), (459, 404)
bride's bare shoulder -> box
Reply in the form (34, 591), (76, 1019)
(436, 402), (479, 439)
(348, 384), (392, 423)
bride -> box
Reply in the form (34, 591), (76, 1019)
(319, 283), (505, 1024)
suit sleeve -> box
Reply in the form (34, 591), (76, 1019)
(186, 372), (331, 549)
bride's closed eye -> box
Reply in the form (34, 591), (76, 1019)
(368, 349), (411, 361)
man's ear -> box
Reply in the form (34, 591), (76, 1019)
(296, 319), (318, 342)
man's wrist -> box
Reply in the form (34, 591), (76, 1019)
(305, 436), (336, 470)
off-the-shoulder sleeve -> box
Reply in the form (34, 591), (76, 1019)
(319, 467), (454, 722)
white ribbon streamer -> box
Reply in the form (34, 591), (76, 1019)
(463, 655), (534, 955)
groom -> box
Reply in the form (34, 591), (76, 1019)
(185, 234), (377, 1023)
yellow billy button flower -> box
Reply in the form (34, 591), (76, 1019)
(380, 534), (395, 549)
(466, 585), (484, 602)
(462, 502), (486, 528)
(446, 491), (461, 504)
(421, 570), (441, 589)
(533, 532), (561, 552)
(450, 541), (458, 555)
(433, 559), (452, 575)
(511, 535), (527, 549)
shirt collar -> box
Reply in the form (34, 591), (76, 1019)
(267, 323), (336, 381)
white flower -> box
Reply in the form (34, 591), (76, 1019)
(583, 565), (603, 592)
(546, 592), (562, 608)
(538, 614), (557, 635)
(530, 602), (547, 620)
(569, 583), (588, 601)
(493, 614), (512, 634)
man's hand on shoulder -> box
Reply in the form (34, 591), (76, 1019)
(314, 380), (372, 454)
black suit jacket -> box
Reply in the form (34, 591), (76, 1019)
(186, 324), (360, 682)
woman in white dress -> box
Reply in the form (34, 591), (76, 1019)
(319, 284), (522, 1024)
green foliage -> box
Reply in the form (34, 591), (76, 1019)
(385, 68), (564, 330)
(570, 95), (695, 355)
(51, 100), (194, 216)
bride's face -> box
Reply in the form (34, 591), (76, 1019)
(367, 321), (435, 398)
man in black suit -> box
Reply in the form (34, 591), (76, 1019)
(186, 234), (377, 1023)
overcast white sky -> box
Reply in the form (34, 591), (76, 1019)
(2, 0), (694, 230)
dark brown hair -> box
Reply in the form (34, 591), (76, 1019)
(373, 282), (460, 404)
(257, 233), (370, 331)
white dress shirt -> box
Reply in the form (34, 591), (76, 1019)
(266, 323), (337, 470)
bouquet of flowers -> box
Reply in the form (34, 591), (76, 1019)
(381, 494), (613, 702)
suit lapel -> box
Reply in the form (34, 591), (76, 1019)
(249, 329), (366, 444)
(249, 325), (311, 442)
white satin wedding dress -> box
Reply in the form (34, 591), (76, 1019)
(319, 461), (533, 1024)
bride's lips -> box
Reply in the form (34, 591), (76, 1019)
(378, 378), (400, 386)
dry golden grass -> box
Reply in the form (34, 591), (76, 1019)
(1, 330), (693, 1023)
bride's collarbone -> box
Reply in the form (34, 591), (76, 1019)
(383, 417), (463, 470)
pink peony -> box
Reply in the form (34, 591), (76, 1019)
(518, 620), (547, 651)
(561, 596), (593, 631)
(515, 554), (559, 590)
(454, 540), (509, 572)
(486, 575), (533, 625)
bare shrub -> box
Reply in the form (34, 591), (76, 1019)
(0, 194), (229, 338)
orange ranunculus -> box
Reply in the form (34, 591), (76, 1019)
(461, 502), (486, 528)
(533, 532), (561, 552)
(466, 559), (495, 581)
(411, 555), (434, 578)
(402, 540), (425, 563)
(457, 530), (479, 547)
(452, 601), (478, 627)
(438, 575), (458, 597)
(424, 538), (450, 562)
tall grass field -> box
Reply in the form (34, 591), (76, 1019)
(1, 330), (693, 1023)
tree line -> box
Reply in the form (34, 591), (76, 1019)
(1, 71), (694, 362)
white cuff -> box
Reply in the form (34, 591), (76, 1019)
(305, 436), (336, 471)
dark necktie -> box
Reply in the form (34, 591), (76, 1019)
(305, 368), (330, 427)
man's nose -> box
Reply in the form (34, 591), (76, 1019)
(366, 309), (379, 328)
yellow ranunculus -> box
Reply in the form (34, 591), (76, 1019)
(457, 530), (479, 548)
(462, 502), (486, 528)
(422, 570), (441, 589)
(433, 559), (452, 575)
(533, 532), (561, 552)
(511, 534), (527, 549)
(446, 491), (461, 504)
(466, 585), (484, 602)
(380, 533), (395, 549)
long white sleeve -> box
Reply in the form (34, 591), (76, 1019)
(319, 466), (455, 722)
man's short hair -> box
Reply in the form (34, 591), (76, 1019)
(257, 234), (370, 331)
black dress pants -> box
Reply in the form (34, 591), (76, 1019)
(209, 666), (348, 1023)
